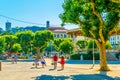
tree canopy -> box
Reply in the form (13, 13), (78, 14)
(0, 37), (5, 54)
(4, 35), (17, 52)
(59, 40), (74, 54)
(53, 38), (72, 51)
(33, 30), (54, 55)
(60, 0), (120, 71)
(10, 43), (22, 53)
(76, 40), (87, 49)
(60, 0), (120, 40)
(16, 31), (34, 54)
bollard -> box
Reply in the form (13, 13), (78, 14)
(0, 62), (1, 71)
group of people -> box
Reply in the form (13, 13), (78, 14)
(52, 54), (65, 70)
(33, 56), (46, 68)
(33, 54), (65, 70)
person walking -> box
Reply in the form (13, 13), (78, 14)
(52, 54), (58, 69)
(60, 55), (65, 70)
(14, 54), (18, 64)
(33, 57), (39, 68)
(11, 54), (15, 64)
(40, 56), (46, 68)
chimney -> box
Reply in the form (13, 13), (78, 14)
(46, 21), (50, 28)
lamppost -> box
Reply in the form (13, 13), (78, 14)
(90, 39), (95, 69)
(30, 44), (33, 59)
(50, 41), (52, 57)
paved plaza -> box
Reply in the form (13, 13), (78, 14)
(0, 59), (120, 80)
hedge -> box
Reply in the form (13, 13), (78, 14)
(70, 53), (99, 60)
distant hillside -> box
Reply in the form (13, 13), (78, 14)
(12, 26), (46, 33)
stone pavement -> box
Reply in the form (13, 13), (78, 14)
(0, 59), (120, 80)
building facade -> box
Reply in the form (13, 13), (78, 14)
(109, 35), (120, 48)
(48, 27), (68, 38)
(46, 21), (68, 38)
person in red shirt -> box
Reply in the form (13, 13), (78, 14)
(53, 54), (58, 69)
(60, 55), (65, 70)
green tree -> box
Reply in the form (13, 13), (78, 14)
(4, 35), (17, 53)
(16, 31), (34, 54)
(87, 39), (97, 50)
(10, 43), (22, 53)
(45, 43), (56, 53)
(60, 0), (120, 71)
(33, 30), (54, 55)
(87, 39), (97, 59)
(59, 40), (74, 55)
(53, 38), (72, 51)
(0, 37), (5, 55)
(106, 41), (113, 49)
(0, 31), (14, 35)
(0, 36), (6, 71)
(76, 40), (87, 50)
(53, 38), (65, 51)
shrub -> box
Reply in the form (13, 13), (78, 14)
(70, 54), (81, 60)
(32, 55), (36, 58)
(18, 56), (28, 59)
(115, 52), (120, 59)
(70, 52), (99, 60)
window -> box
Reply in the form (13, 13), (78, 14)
(61, 34), (63, 38)
(117, 36), (119, 39)
(64, 34), (67, 38)
(54, 34), (56, 38)
(57, 34), (59, 38)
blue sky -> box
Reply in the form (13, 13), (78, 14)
(0, 0), (79, 30)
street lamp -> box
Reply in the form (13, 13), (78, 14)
(30, 44), (33, 54)
(90, 40), (95, 69)
(50, 41), (52, 57)
(30, 44), (33, 59)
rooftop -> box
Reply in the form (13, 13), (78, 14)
(48, 26), (67, 33)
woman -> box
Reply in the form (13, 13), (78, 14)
(33, 57), (39, 68)
(41, 56), (46, 68)
(60, 55), (65, 70)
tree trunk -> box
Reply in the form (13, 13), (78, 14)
(99, 43), (110, 71)
(36, 48), (41, 59)
(36, 48), (40, 55)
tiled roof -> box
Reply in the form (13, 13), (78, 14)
(53, 30), (67, 33)
(48, 26), (67, 32)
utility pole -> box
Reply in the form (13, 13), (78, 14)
(30, 44), (33, 59)
(90, 40), (95, 69)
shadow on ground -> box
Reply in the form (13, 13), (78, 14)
(34, 74), (115, 80)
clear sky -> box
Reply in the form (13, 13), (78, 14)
(0, 0), (79, 30)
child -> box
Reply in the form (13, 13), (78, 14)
(60, 55), (65, 70)
(33, 58), (39, 68)
(41, 56), (46, 68)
